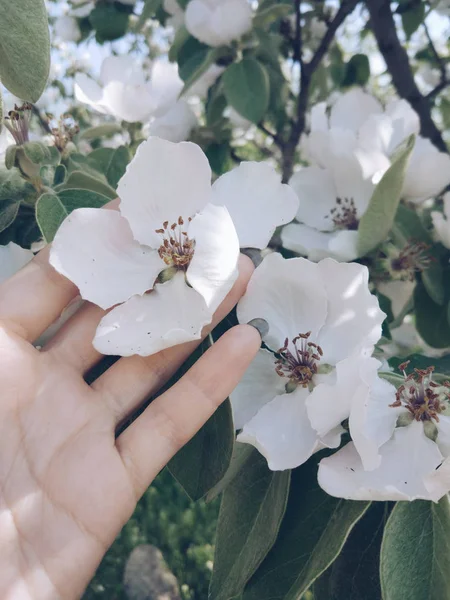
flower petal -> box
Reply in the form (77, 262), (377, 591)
(316, 259), (384, 364)
(148, 61), (184, 117)
(147, 100), (197, 143)
(281, 222), (339, 261)
(237, 387), (321, 471)
(211, 161), (299, 248)
(102, 80), (155, 123)
(74, 73), (109, 115)
(237, 253), (328, 351)
(185, 0), (252, 47)
(318, 421), (444, 501)
(99, 55), (144, 87)
(289, 166), (337, 232)
(118, 137), (212, 248)
(402, 137), (450, 202)
(377, 280), (415, 319)
(436, 415), (450, 457)
(0, 243), (33, 283)
(327, 230), (360, 262)
(230, 349), (286, 430)
(186, 203), (239, 313)
(50, 208), (163, 310)
(94, 272), (212, 357)
(330, 89), (383, 134)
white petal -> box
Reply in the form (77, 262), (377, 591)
(289, 166), (337, 232)
(0, 243), (33, 283)
(237, 387), (321, 471)
(330, 89), (383, 134)
(431, 210), (450, 249)
(436, 416), (450, 457)
(54, 16), (81, 42)
(185, 0), (252, 47)
(316, 259), (384, 364)
(318, 421), (444, 501)
(385, 99), (420, 150)
(378, 280), (415, 319)
(74, 73), (109, 115)
(327, 230), (360, 262)
(71, 1), (95, 17)
(310, 102), (328, 132)
(186, 204), (239, 312)
(424, 455), (450, 501)
(94, 272), (211, 357)
(237, 253), (328, 350)
(230, 349), (286, 430)
(147, 100), (197, 143)
(187, 64), (225, 99)
(212, 162), (299, 249)
(349, 368), (399, 470)
(148, 61), (184, 117)
(102, 81), (155, 123)
(359, 114), (395, 155)
(402, 137), (450, 202)
(281, 222), (342, 261)
(118, 137), (212, 248)
(50, 209), (163, 310)
(100, 56), (144, 87)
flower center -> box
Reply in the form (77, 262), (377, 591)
(4, 103), (32, 145)
(47, 113), (80, 152)
(155, 217), (195, 270)
(390, 361), (450, 422)
(329, 197), (359, 231)
(274, 332), (323, 388)
(390, 241), (434, 281)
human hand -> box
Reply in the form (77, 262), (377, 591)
(0, 246), (259, 600)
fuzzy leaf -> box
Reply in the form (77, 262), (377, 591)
(0, 198), (20, 233)
(380, 498), (450, 600)
(357, 135), (415, 257)
(0, 0), (50, 101)
(209, 450), (291, 600)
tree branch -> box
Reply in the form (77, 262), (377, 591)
(281, 0), (359, 182)
(366, 0), (447, 153)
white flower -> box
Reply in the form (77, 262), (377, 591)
(282, 89), (450, 261)
(432, 192), (450, 248)
(147, 100), (197, 142)
(0, 243), (33, 283)
(163, 0), (185, 29)
(185, 0), (253, 47)
(70, 0), (95, 18)
(230, 253), (387, 470)
(187, 64), (224, 99)
(319, 362), (450, 501)
(50, 137), (298, 357)
(74, 56), (183, 123)
(54, 15), (81, 43)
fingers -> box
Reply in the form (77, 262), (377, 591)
(93, 255), (254, 423)
(116, 324), (261, 499)
(0, 246), (78, 341)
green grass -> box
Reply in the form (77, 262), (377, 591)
(83, 468), (220, 600)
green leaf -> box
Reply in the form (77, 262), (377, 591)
(53, 164), (67, 186)
(314, 503), (389, 600)
(209, 450), (291, 600)
(414, 281), (450, 348)
(253, 3), (293, 28)
(86, 148), (116, 174)
(380, 498), (450, 600)
(106, 146), (130, 189)
(0, 198), (20, 233)
(401, 1), (425, 39)
(206, 442), (255, 503)
(0, 167), (34, 201)
(36, 188), (109, 242)
(243, 458), (370, 600)
(223, 58), (270, 124)
(79, 123), (123, 140)
(169, 27), (195, 63)
(342, 54), (371, 87)
(135, 0), (163, 31)
(57, 171), (117, 199)
(89, 3), (130, 42)
(35, 193), (67, 243)
(357, 135), (415, 257)
(180, 47), (226, 96)
(0, 0), (50, 101)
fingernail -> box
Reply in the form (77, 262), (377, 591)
(241, 248), (263, 268)
(247, 318), (269, 339)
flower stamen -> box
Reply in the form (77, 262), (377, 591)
(330, 197), (359, 231)
(390, 361), (450, 422)
(275, 331), (323, 388)
(156, 216), (195, 270)
(4, 103), (33, 145)
(390, 241), (434, 281)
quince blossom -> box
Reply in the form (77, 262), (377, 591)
(185, 0), (253, 47)
(54, 16), (81, 43)
(282, 89), (450, 261)
(230, 253), (387, 470)
(50, 137), (298, 357)
(319, 361), (450, 502)
(74, 56), (183, 124)
(0, 243), (33, 282)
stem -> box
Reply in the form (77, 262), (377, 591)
(366, 0), (447, 153)
(281, 0), (359, 182)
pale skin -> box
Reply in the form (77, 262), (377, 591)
(0, 244), (260, 600)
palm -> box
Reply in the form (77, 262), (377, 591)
(0, 251), (258, 599)
(1, 332), (136, 598)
